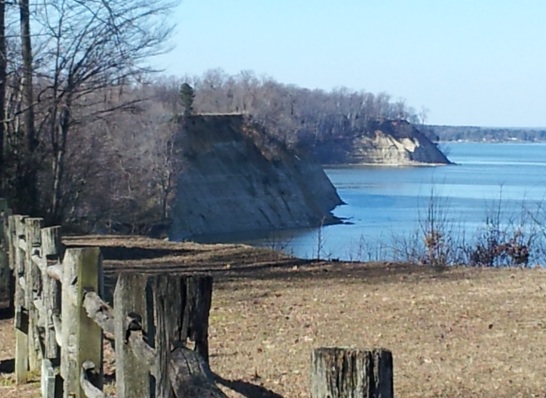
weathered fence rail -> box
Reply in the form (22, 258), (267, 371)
(0, 199), (394, 398)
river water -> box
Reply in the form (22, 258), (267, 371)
(215, 142), (546, 263)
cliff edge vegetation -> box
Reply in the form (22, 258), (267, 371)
(169, 114), (343, 241)
(184, 69), (451, 166)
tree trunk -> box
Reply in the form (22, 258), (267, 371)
(19, 0), (38, 213)
(0, 0), (6, 194)
(19, 0), (35, 152)
(50, 106), (70, 223)
(310, 348), (393, 398)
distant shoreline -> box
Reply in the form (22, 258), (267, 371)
(437, 139), (546, 144)
(424, 125), (546, 143)
(323, 161), (452, 168)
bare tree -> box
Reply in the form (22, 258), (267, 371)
(10, 0), (40, 213)
(418, 106), (429, 126)
(57, 81), (186, 232)
(19, 0), (34, 152)
(26, 0), (177, 222)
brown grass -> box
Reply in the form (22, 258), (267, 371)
(1, 236), (546, 397)
(210, 263), (546, 397)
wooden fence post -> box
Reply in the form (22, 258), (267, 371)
(24, 217), (44, 373)
(310, 348), (393, 398)
(41, 226), (63, 398)
(10, 215), (30, 383)
(61, 247), (103, 398)
(0, 199), (12, 312)
(41, 226), (63, 358)
(114, 273), (154, 398)
(115, 274), (185, 398)
(181, 276), (213, 364)
(114, 273), (215, 398)
(151, 274), (183, 398)
(1, 201), (15, 314)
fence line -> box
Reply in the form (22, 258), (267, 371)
(2, 206), (222, 398)
(0, 199), (394, 398)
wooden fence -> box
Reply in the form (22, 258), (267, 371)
(0, 200), (394, 398)
(1, 208), (225, 397)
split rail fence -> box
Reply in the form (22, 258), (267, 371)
(0, 199), (394, 398)
(1, 205), (224, 397)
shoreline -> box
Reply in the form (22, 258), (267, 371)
(322, 161), (453, 168)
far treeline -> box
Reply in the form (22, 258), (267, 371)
(0, 1), (427, 233)
(424, 125), (546, 142)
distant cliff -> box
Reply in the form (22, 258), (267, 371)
(309, 120), (451, 165)
(169, 115), (343, 241)
(349, 120), (451, 165)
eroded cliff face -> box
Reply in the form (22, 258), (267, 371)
(312, 120), (451, 166)
(169, 115), (343, 241)
(348, 120), (451, 165)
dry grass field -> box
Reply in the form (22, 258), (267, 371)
(1, 236), (546, 397)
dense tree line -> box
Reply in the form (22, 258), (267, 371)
(1, 2), (422, 233)
(185, 69), (422, 151)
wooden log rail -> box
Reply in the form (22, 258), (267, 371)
(4, 208), (225, 397)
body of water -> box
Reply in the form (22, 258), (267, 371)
(237, 142), (546, 262)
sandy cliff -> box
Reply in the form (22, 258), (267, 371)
(312, 120), (451, 166)
(349, 120), (451, 165)
(169, 115), (343, 241)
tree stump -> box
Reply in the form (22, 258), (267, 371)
(169, 347), (227, 397)
(310, 347), (393, 398)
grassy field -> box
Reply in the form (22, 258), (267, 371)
(1, 236), (546, 397)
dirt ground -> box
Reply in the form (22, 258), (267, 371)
(2, 235), (546, 397)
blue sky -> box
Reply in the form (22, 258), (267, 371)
(152, 1), (546, 127)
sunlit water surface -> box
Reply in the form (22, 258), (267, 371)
(203, 142), (546, 262)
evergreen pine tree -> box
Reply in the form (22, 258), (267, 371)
(179, 83), (195, 116)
